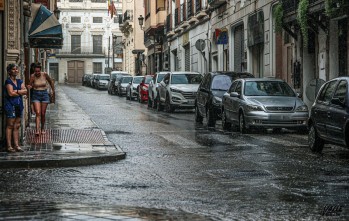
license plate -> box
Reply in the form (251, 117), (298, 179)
(187, 100), (194, 105)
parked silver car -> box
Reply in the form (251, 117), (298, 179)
(126, 76), (144, 100)
(148, 72), (167, 108)
(157, 71), (203, 112)
(95, 74), (110, 90)
(221, 78), (309, 133)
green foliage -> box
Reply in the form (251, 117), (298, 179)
(325, 0), (348, 18)
(325, 0), (336, 17)
(273, 3), (283, 34)
(297, 0), (309, 47)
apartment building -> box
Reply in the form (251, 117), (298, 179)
(119, 0), (146, 75)
(52, 0), (122, 83)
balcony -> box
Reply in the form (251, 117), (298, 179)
(56, 47), (106, 58)
(120, 10), (133, 34)
(208, 0), (227, 8)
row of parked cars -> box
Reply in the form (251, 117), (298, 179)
(83, 70), (349, 155)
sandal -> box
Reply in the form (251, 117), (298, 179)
(35, 131), (40, 136)
(6, 146), (16, 153)
(41, 130), (46, 135)
(14, 146), (24, 152)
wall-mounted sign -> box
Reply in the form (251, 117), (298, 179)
(0, 0), (4, 11)
(215, 28), (228, 45)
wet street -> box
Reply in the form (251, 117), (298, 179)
(1, 84), (349, 220)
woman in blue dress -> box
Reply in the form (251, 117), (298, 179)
(3, 63), (27, 152)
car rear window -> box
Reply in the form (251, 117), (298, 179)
(171, 74), (202, 84)
(122, 77), (132, 83)
(133, 77), (143, 84)
(145, 76), (152, 84)
(211, 75), (232, 91)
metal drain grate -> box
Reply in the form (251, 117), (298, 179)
(25, 129), (107, 144)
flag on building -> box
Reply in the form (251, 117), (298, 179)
(108, 0), (116, 18)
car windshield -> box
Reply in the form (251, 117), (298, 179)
(133, 77), (143, 84)
(171, 74), (202, 84)
(211, 75), (232, 91)
(145, 76), (152, 84)
(122, 77), (132, 83)
(244, 81), (296, 97)
(99, 76), (110, 80)
(157, 74), (166, 83)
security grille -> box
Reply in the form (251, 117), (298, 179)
(234, 25), (244, 72)
(184, 45), (190, 71)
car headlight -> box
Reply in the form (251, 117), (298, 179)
(246, 104), (263, 112)
(170, 88), (182, 93)
(295, 105), (308, 112)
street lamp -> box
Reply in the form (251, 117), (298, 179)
(138, 15), (144, 30)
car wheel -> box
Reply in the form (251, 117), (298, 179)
(239, 112), (247, 134)
(165, 94), (174, 113)
(309, 124), (324, 153)
(221, 109), (231, 130)
(195, 105), (203, 123)
(207, 107), (216, 127)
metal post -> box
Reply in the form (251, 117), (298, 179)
(112, 34), (115, 70)
(108, 36), (110, 68)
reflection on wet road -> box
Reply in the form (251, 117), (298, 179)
(0, 85), (348, 220)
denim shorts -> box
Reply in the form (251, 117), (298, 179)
(31, 89), (50, 103)
(5, 105), (23, 118)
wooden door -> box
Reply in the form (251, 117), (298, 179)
(67, 60), (84, 83)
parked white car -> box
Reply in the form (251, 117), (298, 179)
(157, 72), (203, 112)
(126, 76), (144, 100)
(148, 72), (168, 108)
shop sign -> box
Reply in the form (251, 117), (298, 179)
(215, 28), (228, 44)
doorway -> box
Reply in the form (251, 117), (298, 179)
(67, 60), (84, 83)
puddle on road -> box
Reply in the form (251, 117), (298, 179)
(0, 201), (214, 220)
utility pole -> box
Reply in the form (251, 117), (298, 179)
(112, 34), (115, 70)
(108, 36), (110, 69)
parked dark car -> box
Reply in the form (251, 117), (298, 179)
(82, 74), (92, 86)
(308, 77), (349, 153)
(195, 71), (254, 127)
(108, 71), (130, 95)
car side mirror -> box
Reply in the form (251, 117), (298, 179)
(331, 97), (345, 107)
(297, 92), (302, 98)
(230, 92), (240, 98)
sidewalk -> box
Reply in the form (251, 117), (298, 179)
(0, 84), (126, 168)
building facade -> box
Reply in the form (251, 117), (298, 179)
(53, 0), (122, 83)
(119, 0), (146, 75)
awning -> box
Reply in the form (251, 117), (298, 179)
(28, 3), (63, 49)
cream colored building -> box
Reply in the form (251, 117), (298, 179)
(119, 0), (146, 75)
(51, 0), (122, 83)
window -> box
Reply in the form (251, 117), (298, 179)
(91, 0), (106, 2)
(71, 17), (81, 23)
(69, 0), (83, 2)
(318, 80), (337, 103)
(71, 35), (81, 54)
(93, 17), (103, 23)
(333, 80), (347, 103)
(93, 35), (103, 54)
(228, 81), (238, 93)
(93, 62), (102, 73)
(234, 82), (242, 94)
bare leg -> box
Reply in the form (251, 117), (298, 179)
(13, 117), (21, 148)
(33, 102), (42, 135)
(5, 118), (15, 152)
(41, 103), (49, 134)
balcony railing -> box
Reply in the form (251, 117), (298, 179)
(166, 14), (172, 33)
(195, 0), (202, 12)
(281, 0), (299, 15)
(175, 8), (179, 27)
(123, 10), (133, 23)
(56, 47), (106, 56)
(187, 0), (194, 18)
(180, 3), (186, 23)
